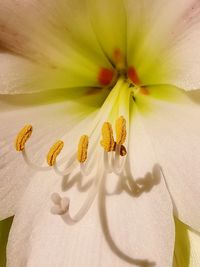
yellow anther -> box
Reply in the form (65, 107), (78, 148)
(77, 135), (89, 163)
(15, 125), (33, 151)
(47, 140), (64, 166)
(100, 122), (115, 152)
(115, 116), (126, 145)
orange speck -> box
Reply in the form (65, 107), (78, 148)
(113, 48), (125, 69)
(98, 68), (115, 86)
(127, 66), (140, 85)
(113, 49), (123, 64)
(140, 87), (149, 95)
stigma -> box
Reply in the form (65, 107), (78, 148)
(15, 116), (128, 223)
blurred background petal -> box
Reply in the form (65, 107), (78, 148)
(0, 217), (13, 267)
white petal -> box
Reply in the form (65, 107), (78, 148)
(88, 0), (127, 65)
(125, 0), (200, 90)
(0, 0), (112, 93)
(7, 111), (174, 267)
(139, 89), (200, 231)
(0, 52), (106, 94)
(0, 91), (99, 219)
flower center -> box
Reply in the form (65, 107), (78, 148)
(97, 48), (150, 100)
(14, 48), (150, 224)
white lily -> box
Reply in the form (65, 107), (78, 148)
(0, 0), (200, 266)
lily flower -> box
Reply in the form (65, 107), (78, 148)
(0, 0), (200, 266)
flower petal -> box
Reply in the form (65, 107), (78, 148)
(7, 110), (174, 267)
(139, 88), (200, 231)
(0, 90), (100, 219)
(88, 0), (127, 66)
(0, 0), (112, 93)
(0, 217), (13, 266)
(174, 218), (200, 267)
(187, 230), (200, 266)
(0, 53), (105, 94)
(125, 0), (200, 90)
(173, 218), (190, 267)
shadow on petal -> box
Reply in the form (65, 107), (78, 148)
(61, 171), (93, 193)
(97, 164), (163, 267)
(98, 172), (157, 267)
(186, 90), (200, 104)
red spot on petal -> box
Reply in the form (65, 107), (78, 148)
(127, 66), (140, 85)
(98, 68), (115, 86)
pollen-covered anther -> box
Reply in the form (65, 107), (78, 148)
(47, 140), (64, 166)
(77, 135), (89, 163)
(15, 125), (33, 151)
(115, 116), (127, 145)
(100, 122), (115, 152)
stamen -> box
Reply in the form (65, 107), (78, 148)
(120, 144), (127, 156)
(22, 150), (50, 171)
(115, 116), (126, 145)
(47, 140), (64, 166)
(54, 154), (77, 176)
(51, 164), (104, 224)
(77, 135), (89, 163)
(113, 142), (127, 156)
(80, 145), (99, 176)
(15, 125), (33, 151)
(103, 151), (113, 173)
(15, 126), (54, 171)
(113, 145), (126, 175)
(100, 122), (115, 152)
(80, 163), (92, 176)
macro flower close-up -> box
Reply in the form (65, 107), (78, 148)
(0, 0), (200, 266)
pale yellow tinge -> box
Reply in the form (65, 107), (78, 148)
(47, 140), (64, 166)
(15, 125), (33, 151)
(100, 122), (115, 152)
(77, 135), (89, 163)
(115, 116), (126, 145)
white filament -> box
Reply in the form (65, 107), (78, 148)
(22, 150), (50, 171)
(51, 157), (105, 224)
(54, 161), (77, 176)
(103, 151), (113, 173)
(113, 144), (126, 175)
(53, 153), (77, 176)
(80, 163), (93, 176)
